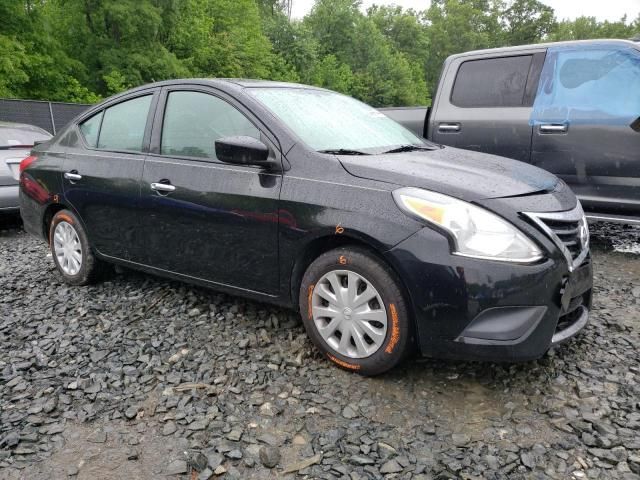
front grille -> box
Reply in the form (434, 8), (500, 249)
(538, 218), (583, 260)
(523, 204), (590, 272)
(556, 300), (584, 331)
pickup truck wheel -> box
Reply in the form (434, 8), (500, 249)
(299, 247), (412, 376)
(49, 209), (103, 286)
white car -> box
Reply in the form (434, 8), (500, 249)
(0, 122), (51, 212)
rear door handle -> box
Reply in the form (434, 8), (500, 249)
(64, 171), (82, 181)
(539, 123), (568, 134)
(150, 182), (176, 193)
(438, 123), (461, 133)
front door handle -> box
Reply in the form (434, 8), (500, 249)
(438, 123), (461, 133)
(64, 171), (82, 182)
(150, 182), (176, 193)
(540, 123), (568, 134)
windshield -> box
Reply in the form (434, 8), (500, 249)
(0, 126), (51, 147)
(249, 87), (427, 153)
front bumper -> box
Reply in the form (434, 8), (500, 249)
(385, 226), (593, 362)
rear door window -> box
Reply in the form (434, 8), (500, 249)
(160, 91), (259, 160)
(532, 46), (640, 123)
(452, 55), (533, 108)
(97, 95), (152, 152)
(78, 111), (103, 148)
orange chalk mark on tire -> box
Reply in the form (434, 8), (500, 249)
(327, 353), (360, 370)
(385, 303), (400, 354)
(307, 284), (314, 320)
(57, 213), (73, 224)
(335, 224), (344, 234)
(338, 255), (347, 265)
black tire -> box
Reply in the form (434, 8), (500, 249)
(49, 209), (103, 286)
(299, 246), (413, 376)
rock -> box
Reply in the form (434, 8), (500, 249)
(198, 468), (213, 480)
(185, 451), (209, 471)
(165, 459), (188, 475)
(380, 459), (403, 474)
(342, 405), (358, 419)
(162, 421), (177, 436)
(281, 453), (322, 474)
(0, 432), (20, 448)
(259, 402), (277, 417)
(225, 449), (242, 460)
(349, 455), (374, 465)
(124, 406), (138, 420)
(188, 419), (208, 431)
(226, 428), (243, 442)
(87, 429), (107, 444)
(206, 451), (224, 469)
(259, 446), (280, 468)
(378, 442), (397, 461)
(452, 433), (471, 446)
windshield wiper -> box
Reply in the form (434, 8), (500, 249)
(318, 148), (370, 155)
(382, 144), (436, 154)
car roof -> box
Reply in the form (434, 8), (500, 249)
(447, 39), (639, 60)
(117, 78), (327, 98)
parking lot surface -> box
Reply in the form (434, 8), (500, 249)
(1, 218), (639, 479)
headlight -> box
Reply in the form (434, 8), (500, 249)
(393, 187), (543, 263)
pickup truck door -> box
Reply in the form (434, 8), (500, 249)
(530, 44), (640, 215)
(429, 51), (546, 163)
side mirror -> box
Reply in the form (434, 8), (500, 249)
(215, 136), (275, 168)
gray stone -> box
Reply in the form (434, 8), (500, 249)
(259, 446), (280, 468)
(380, 459), (403, 474)
(165, 459), (188, 475)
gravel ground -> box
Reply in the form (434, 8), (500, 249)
(1, 215), (639, 480)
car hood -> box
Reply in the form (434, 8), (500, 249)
(338, 146), (559, 202)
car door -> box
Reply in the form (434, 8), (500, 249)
(62, 89), (158, 261)
(138, 87), (282, 294)
(430, 50), (545, 162)
(530, 44), (640, 215)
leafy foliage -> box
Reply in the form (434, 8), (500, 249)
(0, 0), (638, 106)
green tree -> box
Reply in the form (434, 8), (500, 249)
(551, 15), (640, 41)
(499, 0), (555, 45)
(424, 0), (502, 94)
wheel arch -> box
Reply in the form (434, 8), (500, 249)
(289, 232), (413, 319)
(42, 202), (86, 244)
(42, 203), (68, 242)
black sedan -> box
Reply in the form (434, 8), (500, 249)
(19, 80), (593, 375)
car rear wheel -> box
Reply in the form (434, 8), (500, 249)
(50, 209), (103, 285)
(299, 246), (412, 376)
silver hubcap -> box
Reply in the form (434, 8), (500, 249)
(53, 221), (82, 276)
(311, 270), (388, 359)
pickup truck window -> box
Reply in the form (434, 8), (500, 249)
(532, 46), (640, 125)
(451, 55), (532, 108)
(249, 87), (425, 153)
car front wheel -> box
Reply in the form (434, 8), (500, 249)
(299, 246), (412, 376)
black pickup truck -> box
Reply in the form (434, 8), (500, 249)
(383, 39), (640, 224)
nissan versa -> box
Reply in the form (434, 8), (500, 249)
(19, 80), (593, 375)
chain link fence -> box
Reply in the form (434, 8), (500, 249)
(0, 99), (92, 134)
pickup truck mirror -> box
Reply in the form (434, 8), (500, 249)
(215, 135), (274, 168)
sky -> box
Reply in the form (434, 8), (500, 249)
(290, 0), (640, 22)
